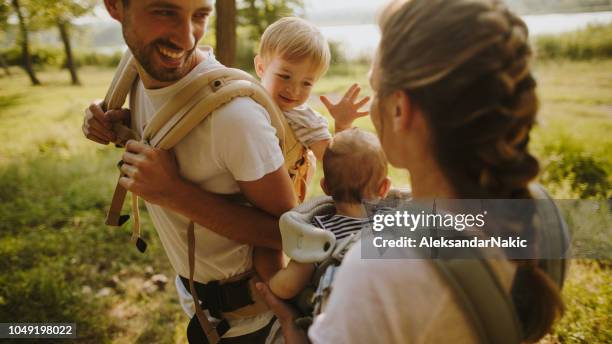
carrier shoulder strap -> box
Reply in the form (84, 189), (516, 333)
(433, 183), (569, 344)
(528, 183), (570, 287)
(433, 257), (522, 344)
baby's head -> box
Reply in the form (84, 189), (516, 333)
(322, 128), (391, 204)
(255, 17), (331, 111)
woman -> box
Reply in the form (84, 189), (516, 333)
(257, 0), (565, 342)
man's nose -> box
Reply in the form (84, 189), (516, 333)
(170, 18), (196, 50)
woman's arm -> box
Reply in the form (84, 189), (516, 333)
(256, 283), (310, 344)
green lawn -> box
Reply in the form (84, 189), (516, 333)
(0, 61), (610, 343)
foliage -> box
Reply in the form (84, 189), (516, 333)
(506, 0), (612, 14)
(0, 0), (9, 29)
(0, 46), (122, 68)
(223, 0), (305, 70)
(535, 23), (612, 60)
(538, 136), (611, 198)
(27, 0), (95, 27)
(237, 0), (304, 42)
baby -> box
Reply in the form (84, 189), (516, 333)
(268, 128), (391, 299)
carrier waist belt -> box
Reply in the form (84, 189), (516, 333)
(179, 275), (254, 317)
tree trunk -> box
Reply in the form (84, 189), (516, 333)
(0, 53), (10, 77)
(215, 0), (236, 67)
(11, 0), (40, 85)
(58, 20), (80, 85)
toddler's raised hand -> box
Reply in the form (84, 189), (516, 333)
(320, 83), (370, 133)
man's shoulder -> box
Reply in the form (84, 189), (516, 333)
(212, 96), (271, 126)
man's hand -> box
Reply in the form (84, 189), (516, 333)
(320, 83), (370, 133)
(119, 140), (183, 208)
(82, 101), (130, 145)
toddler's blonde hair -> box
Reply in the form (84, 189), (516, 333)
(259, 17), (331, 77)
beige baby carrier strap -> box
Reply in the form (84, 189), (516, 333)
(101, 50), (291, 343)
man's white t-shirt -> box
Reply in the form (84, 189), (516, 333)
(130, 47), (282, 337)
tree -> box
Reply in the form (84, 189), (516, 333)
(215, 0), (237, 67)
(238, 0), (304, 42)
(11, 0), (39, 85)
(0, 0), (11, 76)
(30, 0), (95, 85)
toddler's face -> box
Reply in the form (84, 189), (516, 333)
(256, 55), (321, 111)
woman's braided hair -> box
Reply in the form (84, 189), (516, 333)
(378, 0), (563, 341)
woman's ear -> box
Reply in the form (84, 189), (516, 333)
(378, 177), (392, 199)
(104, 0), (124, 21)
(254, 55), (265, 78)
(320, 178), (330, 196)
(392, 90), (412, 133)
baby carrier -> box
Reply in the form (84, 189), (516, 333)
(100, 50), (312, 343)
(277, 185), (569, 344)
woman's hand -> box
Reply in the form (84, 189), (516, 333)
(320, 83), (370, 133)
(256, 282), (310, 344)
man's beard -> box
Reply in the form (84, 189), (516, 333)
(123, 31), (196, 82)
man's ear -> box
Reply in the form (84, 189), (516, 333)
(254, 55), (265, 78)
(104, 0), (124, 22)
(378, 177), (392, 199)
(392, 90), (412, 133)
(320, 178), (330, 196)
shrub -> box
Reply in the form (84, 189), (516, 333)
(535, 23), (612, 60)
(0, 47), (122, 68)
(538, 137), (611, 199)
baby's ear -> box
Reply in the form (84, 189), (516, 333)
(378, 177), (392, 199)
(254, 55), (265, 78)
(320, 178), (331, 196)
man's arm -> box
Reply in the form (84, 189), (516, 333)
(119, 141), (297, 249)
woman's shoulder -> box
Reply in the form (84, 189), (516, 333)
(309, 242), (514, 343)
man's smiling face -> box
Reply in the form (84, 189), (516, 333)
(118, 0), (213, 83)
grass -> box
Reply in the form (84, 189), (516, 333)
(0, 59), (610, 343)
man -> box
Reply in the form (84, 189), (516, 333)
(82, 0), (297, 342)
